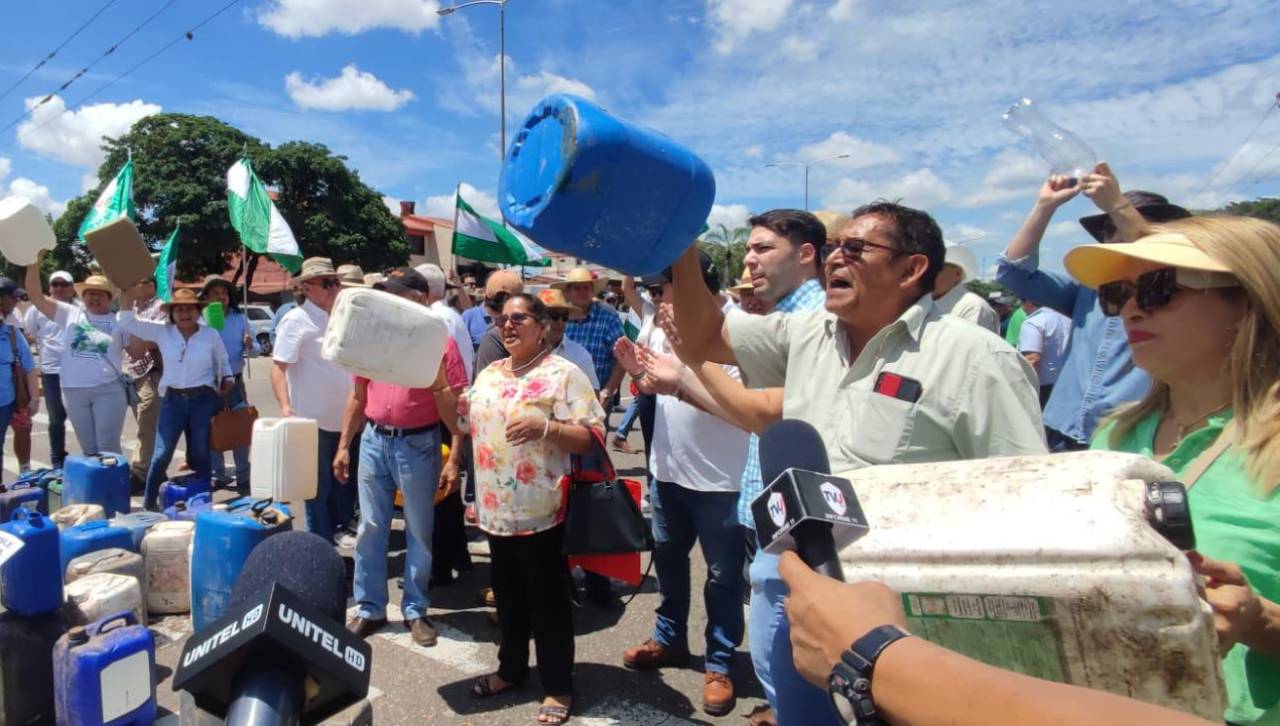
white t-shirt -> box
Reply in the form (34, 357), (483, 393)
(430, 299), (475, 381)
(648, 297), (748, 493)
(553, 338), (600, 390)
(52, 301), (124, 389)
(272, 301), (351, 432)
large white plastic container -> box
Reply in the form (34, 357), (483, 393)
(64, 573), (145, 627)
(141, 521), (194, 615)
(836, 451), (1224, 719)
(0, 196), (57, 265)
(321, 287), (448, 387)
(250, 418), (318, 515)
(51, 503), (105, 530)
(65, 547), (148, 615)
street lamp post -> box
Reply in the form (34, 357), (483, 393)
(766, 153), (851, 210)
(438, 0), (508, 159)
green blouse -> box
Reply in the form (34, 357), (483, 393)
(1093, 410), (1280, 723)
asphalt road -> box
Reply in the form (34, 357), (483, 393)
(11, 357), (769, 725)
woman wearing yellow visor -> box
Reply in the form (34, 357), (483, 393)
(1065, 215), (1280, 724)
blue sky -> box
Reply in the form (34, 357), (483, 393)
(3, 0), (1279, 274)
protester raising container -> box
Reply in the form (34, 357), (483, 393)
(499, 94), (716, 276)
(321, 286), (449, 388)
(0, 196), (57, 265)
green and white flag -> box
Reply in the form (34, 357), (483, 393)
(226, 158), (303, 273)
(78, 159), (135, 240)
(452, 192), (549, 266)
(154, 225), (179, 303)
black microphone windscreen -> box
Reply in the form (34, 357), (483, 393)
(229, 531), (347, 622)
(760, 419), (830, 485)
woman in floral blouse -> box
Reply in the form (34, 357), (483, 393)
(467, 293), (604, 725)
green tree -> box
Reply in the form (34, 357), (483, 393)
(699, 224), (750, 287)
(1218, 197), (1280, 225)
(54, 113), (407, 285)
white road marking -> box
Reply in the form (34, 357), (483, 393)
(349, 606), (491, 676)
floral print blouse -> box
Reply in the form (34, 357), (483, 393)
(469, 353), (605, 536)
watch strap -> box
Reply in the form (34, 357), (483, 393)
(827, 625), (911, 725)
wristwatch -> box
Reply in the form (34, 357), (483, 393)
(827, 624), (911, 725)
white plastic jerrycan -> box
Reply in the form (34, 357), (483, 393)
(250, 417), (318, 528)
(0, 196), (57, 265)
(835, 450), (1224, 719)
(321, 287), (448, 388)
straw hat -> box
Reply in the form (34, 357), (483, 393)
(550, 267), (608, 293)
(76, 275), (117, 299)
(362, 272), (384, 287)
(160, 287), (207, 313)
(293, 257), (338, 284)
(537, 288), (573, 310)
(812, 210), (851, 241)
(336, 264), (369, 288)
(484, 269), (524, 298)
(729, 268), (754, 294)
(1064, 232), (1236, 289)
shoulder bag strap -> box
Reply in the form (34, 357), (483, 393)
(1179, 421), (1237, 491)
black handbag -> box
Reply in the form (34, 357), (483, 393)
(561, 430), (654, 556)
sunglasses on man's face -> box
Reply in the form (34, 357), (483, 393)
(486, 291), (511, 309)
(307, 278), (340, 290)
(821, 238), (901, 263)
(646, 286), (665, 297)
(50, 281), (72, 288)
(547, 311), (569, 322)
(1097, 267), (1184, 317)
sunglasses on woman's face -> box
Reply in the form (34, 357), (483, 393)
(496, 311), (538, 327)
(1097, 267), (1182, 317)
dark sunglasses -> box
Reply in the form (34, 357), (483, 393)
(486, 291), (511, 308)
(307, 278), (340, 290)
(496, 311), (539, 327)
(646, 286), (665, 297)
(821, 238), (902, 263)
(50, 280), (72, 288)
(547, 311), (569, 322)
(1097, 267), (1182, 317)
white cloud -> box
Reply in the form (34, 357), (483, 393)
(947, 224), (987, 243)
(0, 157), (10, 181)
(8, 177), (66, 218)
(259, 0), (440, 38)
(1044, 220), (1080, 239)
(791, 131), (900, 169)
(706, 203), (752, 231)
(824, 169), (954, 211)
(829, 0), (860, 21)
(708, 0), (794, 54)
(513, 70), (597, 103)
(383, 196), (401, 217)
(744, 144), (764, 159)
(17, 95), (160, 169)
(781, 35), (819, 63)
(439, 53), (597, 123)
(285, 65), (415, 111)
(960, 150), (1047, 207)
(423, 182), (499, 220)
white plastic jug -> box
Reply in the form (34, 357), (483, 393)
(0, 196), (56, 265)
(141, 521), (194, 615)
(834, 451), (1224, 719)
(64, 572), (145, 628)
(250, 417), (318, 505)
(321, 287), (448, 387)
(51, 503), (105, 530)
(65, 547), (148, 614)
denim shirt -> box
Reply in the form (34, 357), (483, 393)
(215, 311), (260, 376)
(997, 251), (1150, 443)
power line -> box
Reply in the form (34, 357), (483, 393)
(3, 0), (243, 147)
(1195, 90), (1279, 198)
(1243, 143), (1280, 187)
(0, 0), (122, 103)
(1, 0), (179, 135)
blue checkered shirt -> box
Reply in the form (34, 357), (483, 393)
(738, 279), (826, 529)
(565, 302), (624, 388)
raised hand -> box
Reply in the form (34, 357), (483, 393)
(613, 337), (645, 377)
(636, 343), (682, 396)
(1036, 174), (1082, 209)
(656, 303), (698, 365)
(1080, 161), (1126, 213)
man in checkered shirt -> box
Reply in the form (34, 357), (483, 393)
(555, 267), (626, 410)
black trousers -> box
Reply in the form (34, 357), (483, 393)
(489, 525), (575, 695)
(432, 490), (470, 578)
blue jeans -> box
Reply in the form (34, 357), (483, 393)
(749, 551), (842, 726)
(650, 480), (744, 675)
(211, 378), (250, 485)
(142, 388), (219, 509)
(0, 402), (13, 454)
(42, 373), (68, 467)
(614, 397), (640, 439)
(306, 429), (343, 542)
(353, 425), (441, 620)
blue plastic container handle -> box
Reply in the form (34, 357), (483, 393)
(84, 610), (138, 637)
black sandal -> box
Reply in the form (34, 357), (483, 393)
(535, 703), (571, 725)
(471, 673), (522, 699)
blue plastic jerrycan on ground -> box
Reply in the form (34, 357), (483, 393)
(0, 479), (48, 519)
(190, 500), (293, 630)
(60, 520), (134, 579)
(0, 509), (63, 616)
(165, 491), (214, 522)
(158, 475), (210, 511)
(499, 94), (716, 277)
(109, 511), (168, 551)
(64, 453), (131, 517)
(53, 611), (156, 726)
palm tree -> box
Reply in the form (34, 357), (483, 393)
(700, 224), (750, 286)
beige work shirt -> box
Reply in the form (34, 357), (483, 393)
(726, 294), (1046, 473)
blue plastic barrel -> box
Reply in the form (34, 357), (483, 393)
(109, 511), (168, 551)
(59, 520), (134, 578)
(190, 501), (293, 630)
(0, 509), (63, 616)
(499, 94), (716, 276)
(53, 611), (156, 725)
(158, 476), (210, 511)
(165, 491), (214, 522)
(64, 454), (131, 517)
(0, 480), (48, 519)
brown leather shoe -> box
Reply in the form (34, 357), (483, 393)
(346, 616), (387, 639)
(702, 671), (736, 716)
(622, 638), (690, 670)
(408, 617), (438, 647)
